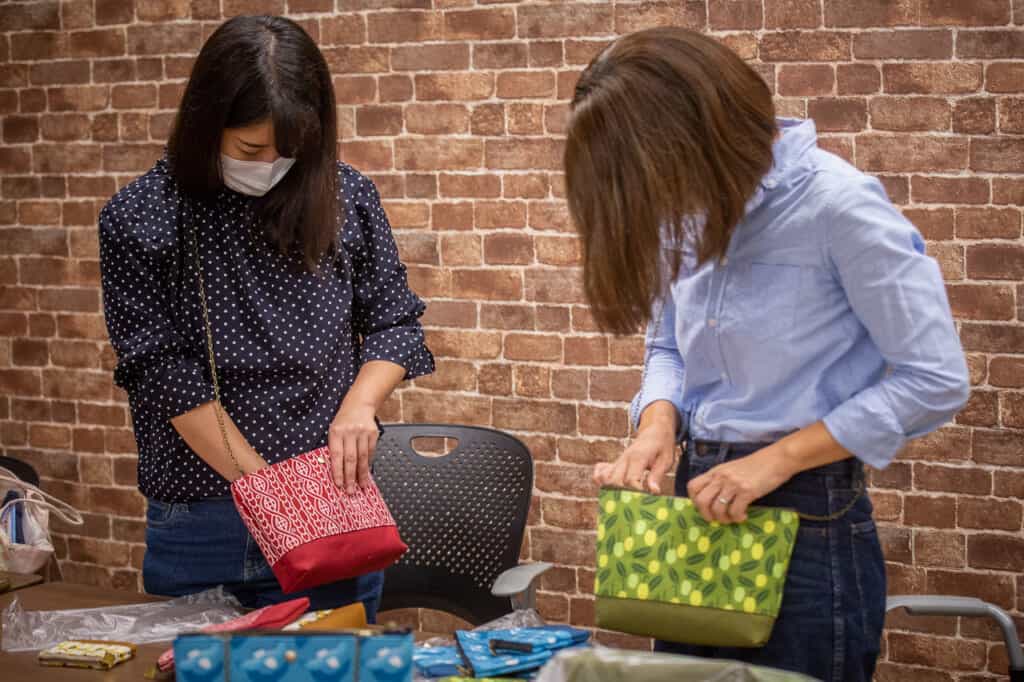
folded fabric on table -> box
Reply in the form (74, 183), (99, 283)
(414, 644), (463, 678)
(454, 626), (590, 678)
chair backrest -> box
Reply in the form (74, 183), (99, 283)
(0, 456), (40, 487)
(372, 423), (534, 626)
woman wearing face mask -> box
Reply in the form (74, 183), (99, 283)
(573, 29), (969, 680)
(98, 15), (433, 615)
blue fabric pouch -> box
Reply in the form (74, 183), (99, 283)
(453, 626), (590, 678)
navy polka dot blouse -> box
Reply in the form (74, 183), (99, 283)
(99, 158), (434, 502)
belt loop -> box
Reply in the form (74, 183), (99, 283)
(716, 441), (730, 465)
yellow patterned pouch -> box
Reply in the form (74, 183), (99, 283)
(594, 488), (800, 648)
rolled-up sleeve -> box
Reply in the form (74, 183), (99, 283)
(822, 177), (970, 469)
(630, 286), (688, 439)
(345, 174), (434, 381)
(99, 204), (215, 421)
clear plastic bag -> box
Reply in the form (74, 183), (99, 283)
(534, 647), (819, 682)
(1, 586), (245, 652)
(417, 607), (546, 649)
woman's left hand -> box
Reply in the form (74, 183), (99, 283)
(328, 403), (379, 494)
(687, 446), (796, 523)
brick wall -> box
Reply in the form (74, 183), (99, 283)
(1, 0), (1022, 678)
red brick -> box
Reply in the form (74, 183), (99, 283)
(480, 304), (534, 331)
(760, 31), (850, 61)
(953, 98), (996, 134)
(537, 306), (570, 332)
(857, 135), (968, 172)
(0, 286), (36, 311)
(911, 176), (988, 205)
(921, 0), (1010, 25)
(451, 269), (521, 301)
(29, 423), (72, 450)
(94, 0), (132, 24)
(475, 362), (511, 396)
(339, 141), (392, 171)
(30, 60), (90, 86)
(102, 143), (162, 173)
(12, 339), (48, 367)
(529, 41), (564, 67)
(884, 63), (983, 95)
(421, 300), (476, 329)
(858, 30), (953, 61)
(946, 284), (1015, 322)
(48, 86), (109, 112)
(111, 84), (157, 109)
(38, 113), (92, 142)
(472, 42), (527, 70)
(504, 333), (561, 362)
(432, 202), (474, 231)
(439, 173), (500, 198)
(551, 369), (588, 400)
(536, 236), (581, 267)
(987, 63), (1024, 93)
(914, 464), (991, 495)
(437, 235), (480, 267)
(332, 76), (375, 105)
(486, 139), (562, 171)
(391, 44), (469, 71)
(995, 470), (1024, 498)
(474, 200), (525, 229)
(999, 96), (1024, 134)
(507, 103), (544, 135)
(11, 31), (66, 60)
(772, 65), (832, 99)
(967, 533), (1024, 572)
(425, 329), (501, 360)
(126, 24), (201, 55)
(517, 4), (613, 38)
(966, 244), (1024, 281)
(68, 28), (126, 58)
(973, 429), (1024, 466)
(913, 529), (965, 568)
(354, 106), (403, 137)
(972, 138), (1024, 172)
(958, 208), (1021, 240)
(323, 46), (389, 74)
(903, 494), (956, 528)
(824, 0), (917, 26)
(990, 356), (1024, 388)
(708, 0), (762, 29)
(0, 148), (31, 175)
(870, 97), (950, 132)
(613, 1), (704, 32)
(526, 270), (584, 305)
(888, 633), (986, 671)
(484, 234), (533, 265)
(961, 323), (1024, 354)
(565, 39), (611, 66)
(0, 1), (60, 30)
(590, 368), (641, 402)
(20, 88), (47, 113)
(579, 405), (628, 437)
(415, 72), (493, 101)
(320, 15), (364, 45)
(368, 10), (441, 42)
(959, 497), (1022, 531)
(958, 30), (1024, 59)
(514, 364), (551, 398)
(405, 104), (470, 135)
(372, 75), (408, 104)
(28, 314), (56, 338)
(504, 174), (550, 199)
(496, 70), (556, 100)
(61, 0), (93, 28)
(807, 98), (865, 132)
(444, 8), (514, 40)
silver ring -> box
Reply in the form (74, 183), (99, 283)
(717, 496), (731, 505)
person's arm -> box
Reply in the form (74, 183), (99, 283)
(689, 176), (970, 523)
(594, 287), (685, 495)
(99, 201), (266, 482)
(330, 172), (435, 492)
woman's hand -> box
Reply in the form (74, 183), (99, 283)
(594, 422), (678, 494)
(687, 446), (796, 523)
(328, 402), (378, 494)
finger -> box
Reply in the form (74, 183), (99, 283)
(687, 471), (711, 500)
(728, 493), (755, 523)
(623, 456), (649, 492)
(343, 432), (358, 494)
(329, 429), (345, 487)
(356, 432), (371, 489)
(711, 488), (735, 524)
(607, 456), (630, 489)
(593, 462), (611, 486)
(693, 479), (722, 522)
(647, 447), (676, 495)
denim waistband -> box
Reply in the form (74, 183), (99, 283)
(686, 439), (865, 483)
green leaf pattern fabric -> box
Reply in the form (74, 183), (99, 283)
(594, 489), (799, 617)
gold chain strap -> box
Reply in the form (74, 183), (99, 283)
(188, 203), (245, 478)
(795, 477), (865, 522)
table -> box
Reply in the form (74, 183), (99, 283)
(0, 571), (43, 592)
(0, 582), (167, 680)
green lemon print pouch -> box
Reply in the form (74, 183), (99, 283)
(594, 488), (800, 647)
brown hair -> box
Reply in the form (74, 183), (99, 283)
(565, 27), (776, 335)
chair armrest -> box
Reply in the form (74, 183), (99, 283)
(491, 562), (554, 610)
(887, 595), (1024, 674)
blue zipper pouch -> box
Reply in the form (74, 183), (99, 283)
(454, 626), (590, 678)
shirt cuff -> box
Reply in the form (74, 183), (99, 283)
(119, 356), (216, 423)
(822, 395), (906, 470)
(630, 389), (688, 443)
(360, 327), (435, 381)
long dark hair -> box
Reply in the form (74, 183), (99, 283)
(168, 15), (339, 271)
(565, 27), (776, 334)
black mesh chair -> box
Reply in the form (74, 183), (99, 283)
(0, 456), (40, 487)
(373, 423), (551, 626)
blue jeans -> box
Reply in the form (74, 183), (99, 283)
(654, 441), (886, 682)
(143, 496), (384, 620)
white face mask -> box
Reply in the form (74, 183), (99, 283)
(220, 154), (296, 196)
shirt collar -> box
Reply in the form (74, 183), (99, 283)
(744, 117), (818, 214)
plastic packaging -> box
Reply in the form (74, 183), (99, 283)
(417, 607), (547, 649)
(534, 647), (819, 682)
(1, 586), (245, 653)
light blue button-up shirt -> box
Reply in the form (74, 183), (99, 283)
(632, 118), (970, 470)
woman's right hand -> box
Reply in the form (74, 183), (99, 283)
(594, 422), (678, 494)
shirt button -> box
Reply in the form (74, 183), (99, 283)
(720, 257), (728, 266)
(708, 318), (718, 328)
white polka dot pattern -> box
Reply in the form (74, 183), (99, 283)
(98, 158), (434, 502)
